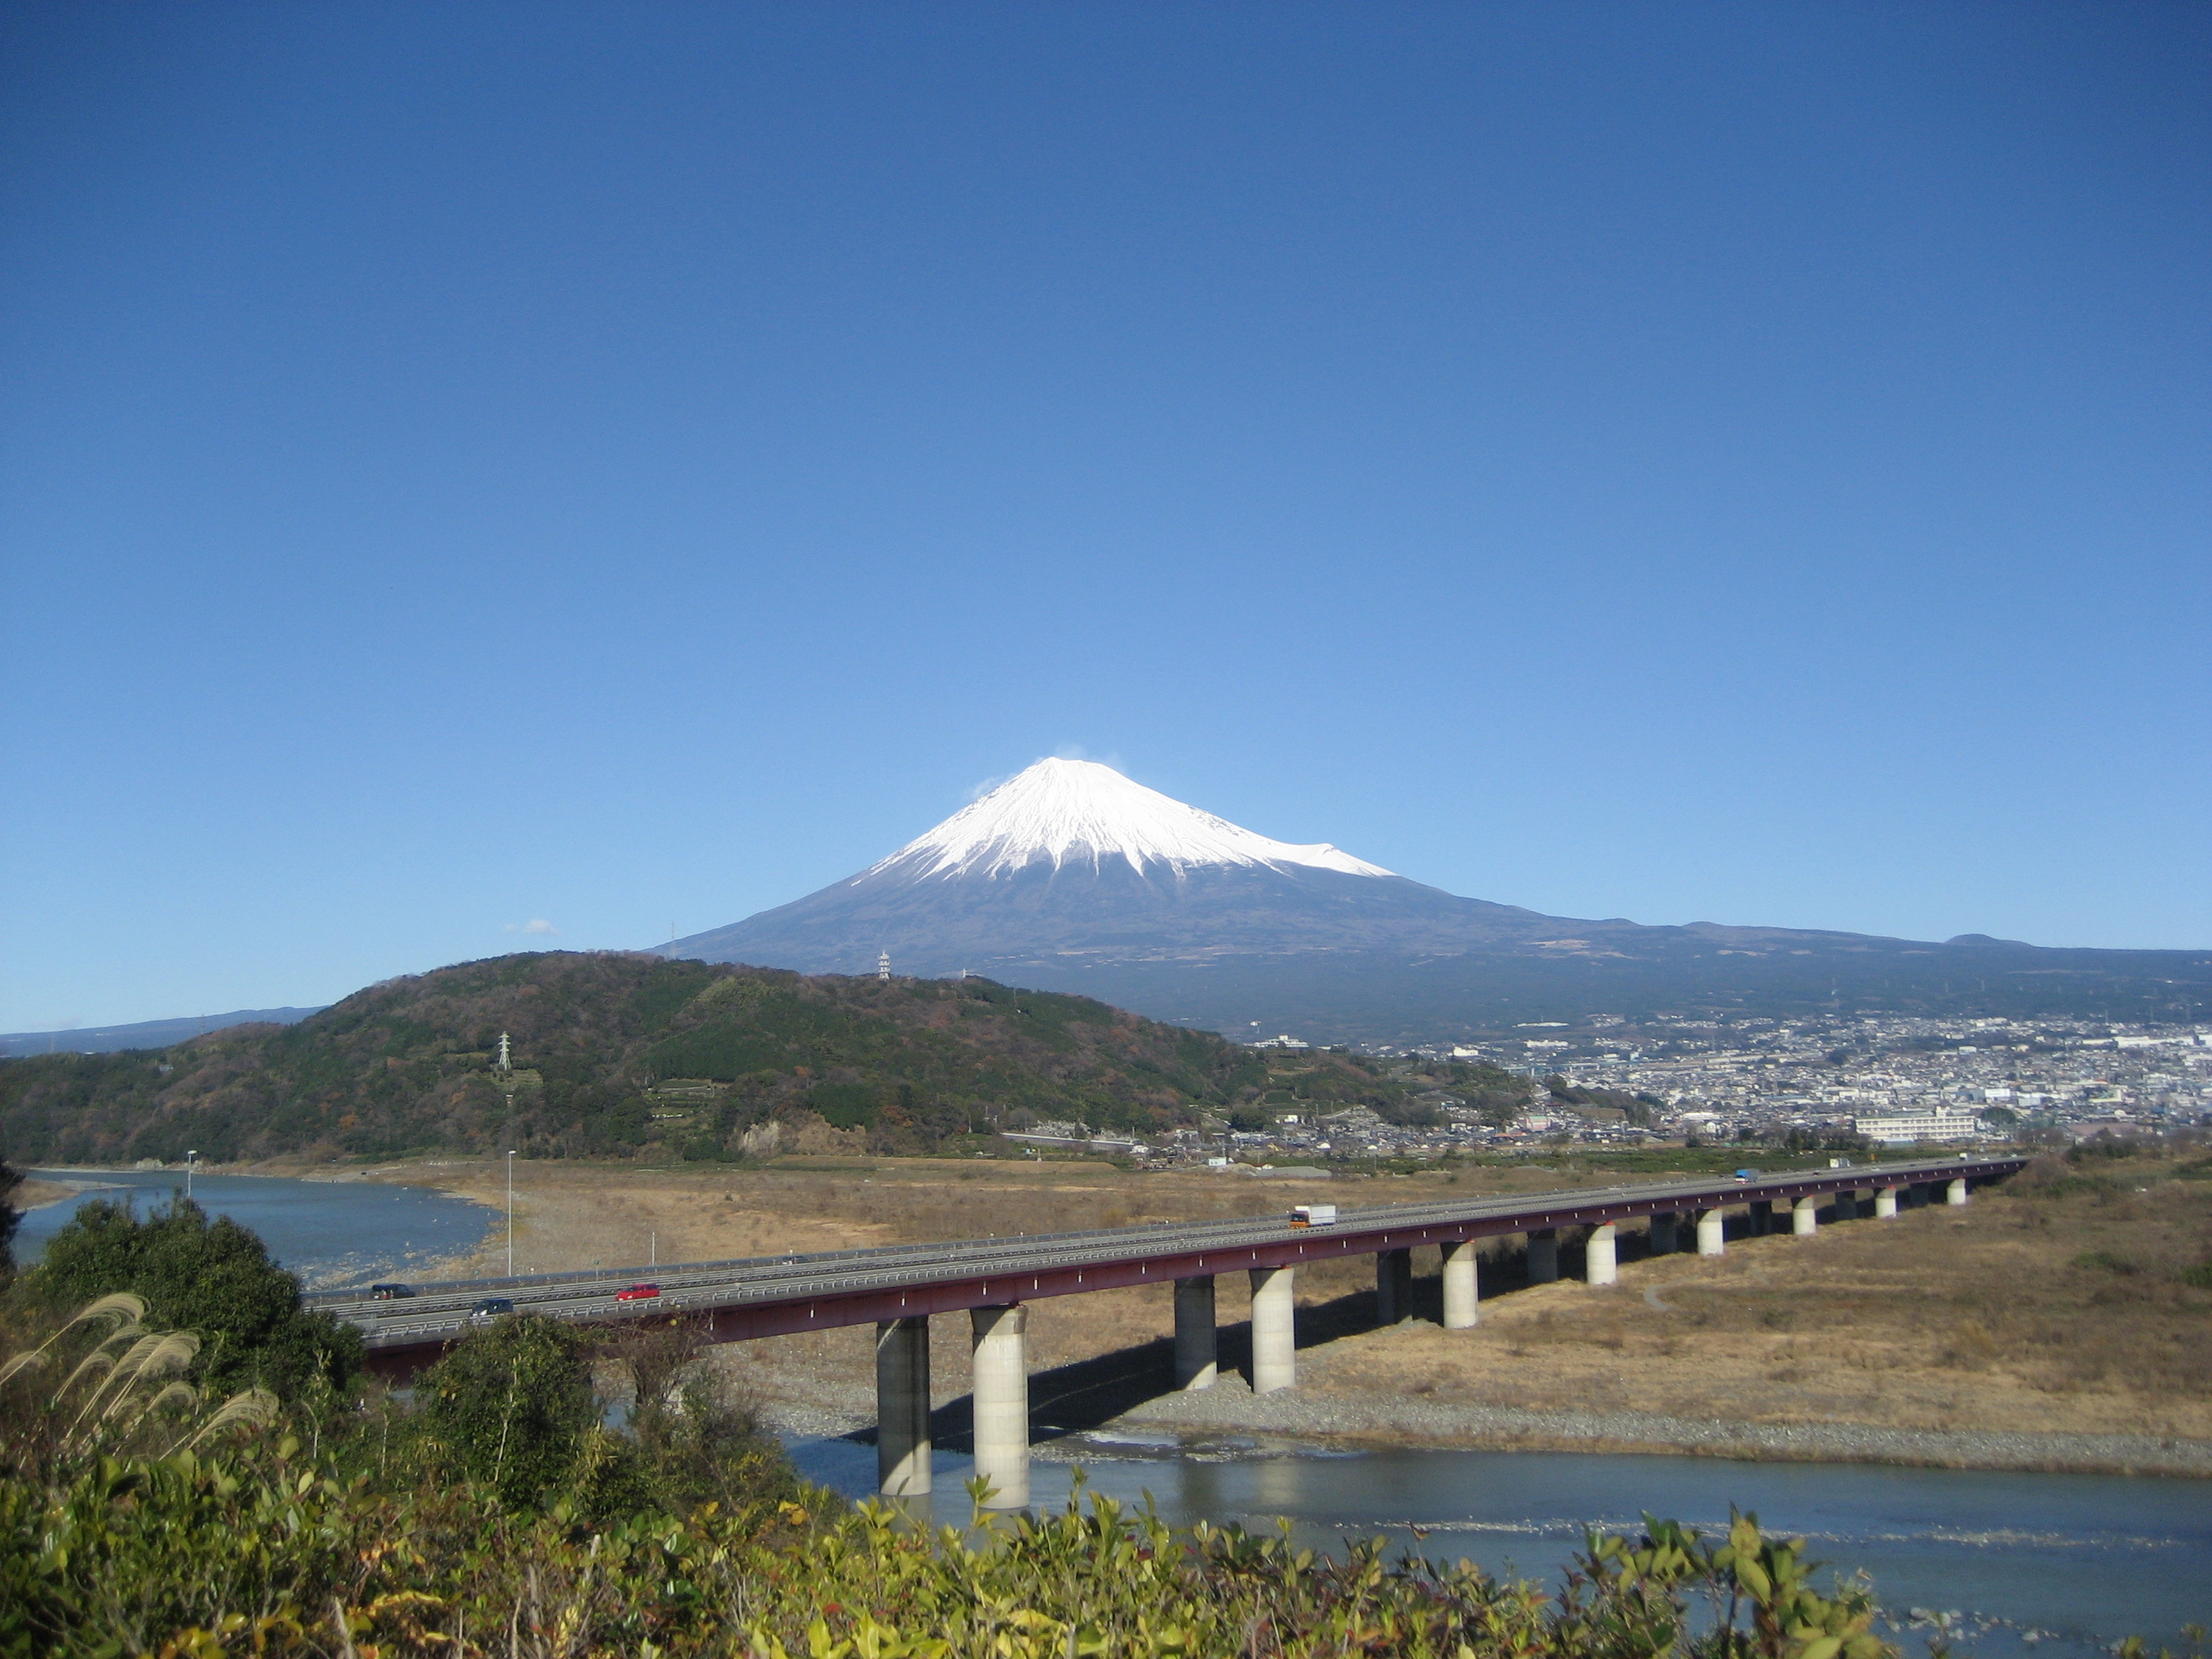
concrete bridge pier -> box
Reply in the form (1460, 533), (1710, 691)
(1792, 1196), (1818, 1236)
(969, 1305), (1029, 1509)
(1525, 1229), (1561, 1283)
(1874, 1186), (1899, 1218)
(1249, 1266), (1297, 1393)
(1375, 1248), (1414, 1324)
(1441, 1240), (1480, 1328)
(1695, 1208), (1727, 1256)
(875, 1317), (932, 1499)
(1749, 1200), (1773, 1236)
(1946, 1177), (1969, 1206)
(1174, 1276), (1218, 1390)
(1585, 1223), (1618, 1285)
(1649, 1212), (1679, 1254)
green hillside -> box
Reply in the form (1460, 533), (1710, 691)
(0, 952), (1440, 1165)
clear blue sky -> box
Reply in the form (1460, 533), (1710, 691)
(2, 2), (2206, 1031)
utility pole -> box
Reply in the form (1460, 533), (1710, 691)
(185, 1149), (198, 1199)
(505, 1150), (516, 1276)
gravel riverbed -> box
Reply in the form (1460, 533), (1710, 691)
(754, 1377), (2212, 1478)
(1112, 1381), (2212, 1478)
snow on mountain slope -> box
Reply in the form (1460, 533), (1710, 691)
(859, 758), (1394, 884)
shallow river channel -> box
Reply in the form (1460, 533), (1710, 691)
(791, 1431), (2211, 1659)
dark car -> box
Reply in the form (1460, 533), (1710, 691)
(367, 1284), (415, 1300)
(469, 1296), (516, 1324)
(614, 1283), (661, 1302)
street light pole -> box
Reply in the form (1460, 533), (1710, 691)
(505, 1150), (516, 1276)
(185, 1150), (198, 1199)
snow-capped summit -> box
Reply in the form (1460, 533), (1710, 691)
(865, 758), (1393, 884)
(661, 753), (1551, 998)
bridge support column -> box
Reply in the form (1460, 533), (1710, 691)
(1696, 1209), (1726, 1256)
(969, 1305), (1029, 1509)
(1792, 1196), (1818, 1236)
(1174, 1276), (1217, 1390)
(1749, 1200), (1772, 1236)
(1249, 1266), (1296, 1393)
(1526, 1229), (1560, 1284)
(1649, 1212), (1678, 1255)
(1375, 1249), (1414, 1324)
(1874, 1186), (1899, 1218)
(1946, 1177), (1968, 1207)
(1441, 1240), (1480, 1328)
(1585, 1224), (1617, 1286)
(874, 1317), (932, 1498)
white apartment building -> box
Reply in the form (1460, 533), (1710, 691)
(1851, 1105), (1981, 1146)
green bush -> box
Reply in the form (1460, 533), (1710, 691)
(0, 1413), (1925, 1659)
(0, 1158), (20, 1285)
(419, 1313), (599, 1511)
(31, 1195), (361, 1401)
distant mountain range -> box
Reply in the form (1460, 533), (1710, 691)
(0, 1007), (325, 1058)
(662, 759), (2212, 1044)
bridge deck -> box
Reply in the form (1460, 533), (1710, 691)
(314, 1154), (2024, 1373)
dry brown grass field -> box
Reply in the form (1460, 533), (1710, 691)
(349, 1146), (2212, 1444)
(1305, 1154), (2212, 1440)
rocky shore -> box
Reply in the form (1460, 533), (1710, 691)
(749, 1366), (2212, 1480)
(1111, 1379), (2212, 1478)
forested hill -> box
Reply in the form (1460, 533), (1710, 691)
(0, 952), (1466, 1166)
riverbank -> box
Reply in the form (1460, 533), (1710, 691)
(1108, 1377), (2212, 1478)
(11, 1176), (85, 1210)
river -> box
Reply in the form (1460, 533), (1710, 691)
(15, 1169), (2204, 1652)
(18, 1166), (495, 1288)
(788, 1431), (2210, 1659)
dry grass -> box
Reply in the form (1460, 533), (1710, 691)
(10, 1178), (77, 1212)
(342, 1148), (2212, 1441)
(1308, 1152), (2212, 1438)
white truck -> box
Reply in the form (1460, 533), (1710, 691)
(1288, 1203), (1339, 1228)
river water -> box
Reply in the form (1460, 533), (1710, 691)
(789, 1432), (2210, 1659)
(19, 1166), (495, 1289)
(16, 1170), (2205, 1652)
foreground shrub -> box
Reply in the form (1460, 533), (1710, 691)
(419, 1313), (599, 1511)
(0, 1293), (280, 1481)
(0, 1386), (1924, 1659)
(30, 1195), (362, 1401)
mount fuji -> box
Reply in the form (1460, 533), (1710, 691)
(660, 760), (2212, 1042)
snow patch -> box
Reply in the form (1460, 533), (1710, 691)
(861, 759), (1395, 884)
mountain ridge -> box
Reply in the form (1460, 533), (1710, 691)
(0, 952), (1339, 1165)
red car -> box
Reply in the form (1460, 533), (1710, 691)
(615, 1283), (661, 1302)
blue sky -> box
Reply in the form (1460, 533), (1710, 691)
(2, 2), (2206, 1030)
